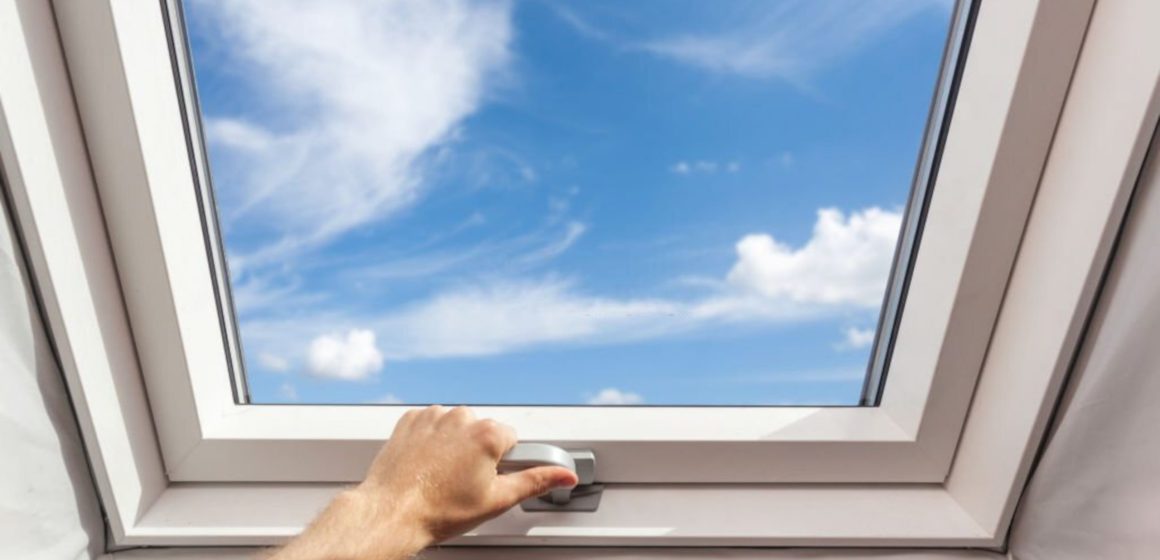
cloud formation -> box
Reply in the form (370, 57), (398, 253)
(277, 382), (299, 402)
(670, 160), (740, 175)
(235, 206), (900, 372)
(642, 0), (947, 82)
(727, 208), (901, 307)
(236, 206), (901, 369)
(262, 206), (903, 363)
(587, 388), (644, 405)
(307, 329), (385, 380)
(257, 352), (290, 373)
(837, 326), (876, 350)
(373, 279), (682, 359)
(195, 0), (513, 250)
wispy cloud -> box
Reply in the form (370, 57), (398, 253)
(552, 4), (614, 43)
(670, 160), (741, 175)
(194, 0), (514, 254)
(587, 388), (643, 405)
(718, 367), (866, 385)
(835, 326), (876, 351)
(369, 208), (899, 359)
(555, 0), (945, 84)
(239, 207), (900, 369)
(372, 278), (683, 359)
(257, 352), (291, 373)
(329, 218), (589, 286)
(369, 393), (404, 405)
(276, 382), (299, 402)
(646, 1), (945, 82)
(516, 221), (588, 264)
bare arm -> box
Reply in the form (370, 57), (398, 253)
(267, 405), (579, 560)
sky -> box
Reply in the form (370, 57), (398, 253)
(183, 0), (953, 406)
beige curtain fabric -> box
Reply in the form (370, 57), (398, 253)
(0, 194), (103, 559)
(1007, 131), (1160, 559)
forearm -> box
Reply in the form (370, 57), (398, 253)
(265, 406), (575, 558)
(266, 489), (431, 560)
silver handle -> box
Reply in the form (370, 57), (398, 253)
(499, 443), (595, 506)
(498, 443), (576, 475)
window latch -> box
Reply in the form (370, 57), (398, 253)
(499, 443), (602, 512)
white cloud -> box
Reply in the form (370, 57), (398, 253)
(517, 221), (588, 264)
(366, 208), (900, 360)
(552, 5), (613, 43)
(837, 327), (876, 350)
(670, 160), (738, 175)
(195, 0), (514, 248)
(587, 388), (643, 405)
(373, 280), (682, 359)
(257, 352), (290, 372)
(722, 367), (866, 385)
(238, 207), (900, 364)
(205, 118), (274, 152)
(230, 273), (327, 316)
(643, 0), (947, 82)
(307, 329), (385, 380)
(727, 207), (901, 307)
(277, 382), (299, 401)
(336, 218), (588, 285)
(370, 393), (404, 404)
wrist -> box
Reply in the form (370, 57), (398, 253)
(341, 486), (433, 556)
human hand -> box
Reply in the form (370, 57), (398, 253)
(358, 405), (578, 544)
(269, 405), (578, 560)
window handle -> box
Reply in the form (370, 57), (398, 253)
(499, 443), (601, 511)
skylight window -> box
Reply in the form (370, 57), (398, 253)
(182, 0), (955, 406)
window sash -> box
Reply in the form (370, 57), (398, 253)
(8, 0), (1158, 547)
(36, 0), (1091, 484)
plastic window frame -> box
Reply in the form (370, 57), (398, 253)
(3, 0), (1158, 549)
(46, 0), (1060, 486)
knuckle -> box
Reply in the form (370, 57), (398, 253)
(395, 409), (418, 430)
(528, 471), (550, 493)
(473, 419), (508, 452)
(475, 418), (500, 437)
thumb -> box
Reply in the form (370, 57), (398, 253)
(493, 466), (579, 508)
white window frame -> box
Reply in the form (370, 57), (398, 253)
(34, 0), (1074, 485)
(2, 0), (1158, 549)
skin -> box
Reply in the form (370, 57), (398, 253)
(267, 405), (580, 560)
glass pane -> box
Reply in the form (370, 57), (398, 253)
(182, 0), (958, 406)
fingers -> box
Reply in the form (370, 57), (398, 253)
(393, 408), (420, 434)
(392, 405), (445, 438)
(473, 418), (517, 458)
(438, 405), (475, 428)
(492, 466), (580, 509)
(417, 404), (445, 424)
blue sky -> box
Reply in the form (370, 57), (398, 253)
(184, 0), (952, 405)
